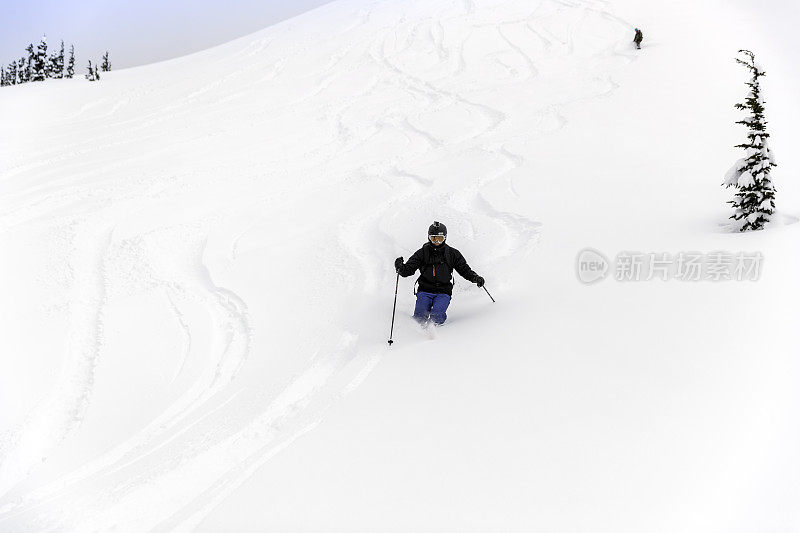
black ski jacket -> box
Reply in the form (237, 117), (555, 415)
(397, 242), (480, 296)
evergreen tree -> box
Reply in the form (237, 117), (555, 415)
(86, 60), (100, 81)
(66, 44), (75, 79)
(723, 49), (777, 232)
(1, 67), (6, 87)
(48, 52), (58, 78)
(55, 40), (65, 78)
(18, 56), (29, 83)
(26, 44), (35, 81)
(43, 36), (52, 78)
(101, 51), (111, 72)
(33, 36), (48, 81)
(47, 40), (64, 79)
(9, 61), (17, 85)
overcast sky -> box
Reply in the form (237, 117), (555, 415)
(0, 0), (334, 70)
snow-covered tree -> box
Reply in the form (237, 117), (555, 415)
(8, 61), (17, 85)
(101, 51), (111, 72)
(50, 40), (65, 78)
(32, 36), (48, 81)
(25, 44), (36, 81)
(1, 67), (6, 87)
(86, 60), (100, 81)
(723, 49), (777, 232)
(48, 53), (57, 78)
(18, 56), (29, 83)
(66, 44), (75, 79)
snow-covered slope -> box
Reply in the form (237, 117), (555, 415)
(1, 0), (799, 531)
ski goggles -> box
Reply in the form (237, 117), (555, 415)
(429, 235), (445, 245)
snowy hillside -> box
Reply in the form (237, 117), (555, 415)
(1, 0), (799, 531)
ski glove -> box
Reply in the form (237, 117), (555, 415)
(395, 257), (404, 272)
(475, 276), (485, 287)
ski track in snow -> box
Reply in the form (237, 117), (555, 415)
(0, 0), (633, 529)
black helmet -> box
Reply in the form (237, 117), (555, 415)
(428, 221), (447, 246)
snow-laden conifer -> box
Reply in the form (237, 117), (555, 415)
(86, 60), (100, 81)
(34, 35), (48, 81)
(66, 45), (75, 79)
(51, 40), (65, 79)
(723, 50), (776, 232)
(25, 44), (35, 82)
(19, 56), (28, 83)
(8, 61), (17, 85)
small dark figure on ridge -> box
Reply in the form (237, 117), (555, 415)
(633, 28), (643, 49)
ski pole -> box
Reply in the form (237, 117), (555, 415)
(388, 272), (400, 345)
(483, 285), (495, 303)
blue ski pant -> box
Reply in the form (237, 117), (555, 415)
(413, 291), (451, 325)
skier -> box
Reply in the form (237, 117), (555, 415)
(394, 221), (484, 326)
(633, 28), (643, 49)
